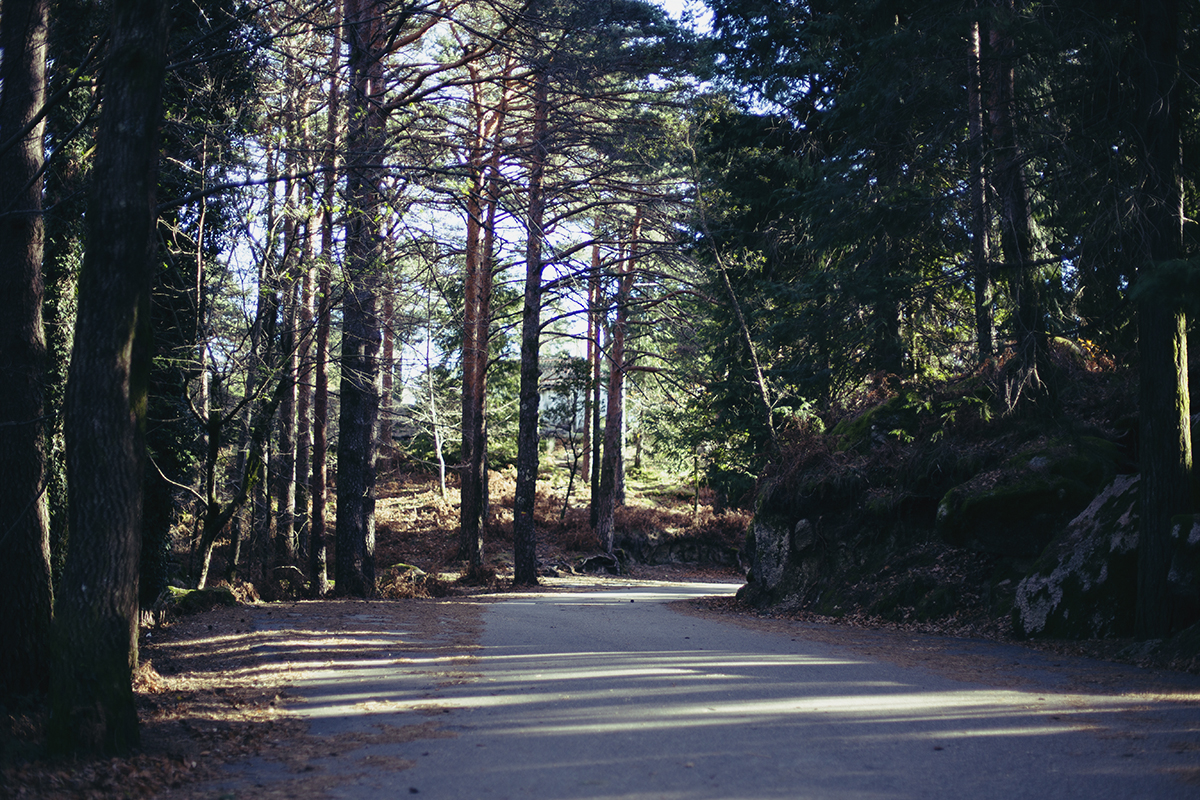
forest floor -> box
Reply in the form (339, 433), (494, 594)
(2, 469), (1194, 798)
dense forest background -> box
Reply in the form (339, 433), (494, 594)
(1, 0), (1197, 756)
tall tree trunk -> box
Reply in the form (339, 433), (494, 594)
(1132, 0), (1190, 639)
(275, 275), (299, 564)
(379, 291), (395, 461)
(310, 261), (332, 597)
(595, 220), (638, 554)
(426, 292), (448, 498)
(294, 223), (316, 558)
(987, 0), (1044, 404)
(968, 13), (993, 361)
(49, 0), (168, 754)
(0, 0), (53, 701)
(589, 257), (604, 530)
(335, 0), (386, 597)
(581, 243), (598, 485)
(309, 0), (341, 599)
(275, 104), (304, 565)
(459, 159), (486, 564)
(512, 67), (550, 586)
(458, 61), (512, 568)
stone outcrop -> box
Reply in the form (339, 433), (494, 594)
(612, 529), (742, 568)
(1012, 475), (1139, 639)
(736, 473), (845, 608)
(1168, 515), (1200, 623)
(936, 438), (1119, 557)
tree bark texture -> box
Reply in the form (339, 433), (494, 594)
(581, 244), (599, 485)
(0, 0), (53, 701)
(294, 248), (315, 556)
(459, 156), (487, 566)
(49, 0), (169, 754)
(335, 0), (386, 597)
(1132, 0), (1191, 639)
(459, 61), (511, 568)
(309, 0), (341, 599)
(987, 0), (1045, 402)
(275, 276), (299, 564)
(310, 255), (332, 597)
(968, 14), (993, 361)
(595, 225), (637, 555)
(589, 262), (603, 530)
(512, 67), (549, 586)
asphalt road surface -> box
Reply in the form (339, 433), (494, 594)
(206, 579), (1200, 799)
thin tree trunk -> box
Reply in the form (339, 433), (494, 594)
(335, 0), (386, 597)
(274, 72), (305, 566)
(589, 258), (603, 530)
(513, 67), (550, 586)
(379, 291), (395, 461)
(459, 162), (486, 564)
(193, 377), (287, 590)
(459, 62), (512, 567)
(0, 0), (53, 701)
(275, 275), (299, 564)
(988, 0), (1044, 404)
(310, 256), (333, 597)
(458, 88), (489, 566)
(596, 220), (638, 554)
(308, 0), (340, 599)
(581, 243), (598, 485)
(49, 0), (169, 754)
(477, 155), (501, 524)
(427, 293), (448, 498)
(294, 227), (316, 558)
(968, 14), (993, 361)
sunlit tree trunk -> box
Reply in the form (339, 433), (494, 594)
(0, 0), (53, 701)
(309, 0), (341, 598)
(310, 253), (333, 597)
(49, 0), (168, 754)
(379, 291), (396, 461)
(459, 147), (487, 564)
(426, 292), (448, 498)
(295, 217), (317, 559)
(275, 273), (299, 564)
(581, 243), (599, 485)
(459, 57), (513, 568)
(595, 218), (639, 554)
(1132, 0), (1190, 639)
(589, 257), (604, 530)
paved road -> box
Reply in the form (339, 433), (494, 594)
(211, 580), (1200, 799)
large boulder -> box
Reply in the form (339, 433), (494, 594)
(613, 528), (742, 568)
(1168, 515), (1200, 625)
(737, 473), (839, 607)
(1012, 475), (1139, 639)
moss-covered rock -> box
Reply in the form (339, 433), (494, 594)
(166, 584), (239, 614)
(936, 439), (1119, 557)
(1012, 475), (1139, 639)
(831, 390), (931, 449)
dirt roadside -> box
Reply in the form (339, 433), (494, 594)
(7, 574), (1200, 799)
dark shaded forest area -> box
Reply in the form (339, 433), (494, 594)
(2, 0), (1199, 769)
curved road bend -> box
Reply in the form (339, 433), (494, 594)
(215, 580), (1200, 799)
